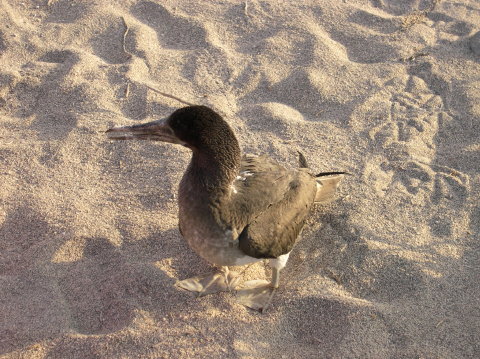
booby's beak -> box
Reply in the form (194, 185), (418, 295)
(106, 118), (184, 145)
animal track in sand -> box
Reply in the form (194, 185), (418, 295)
(367, 76), (441, 164)
(430, 166), (469, 205)
(360, 75), (469, 204)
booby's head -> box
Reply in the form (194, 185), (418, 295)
(106, 105), (239, 154)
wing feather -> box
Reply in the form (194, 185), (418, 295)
(228, 155), (317, 258)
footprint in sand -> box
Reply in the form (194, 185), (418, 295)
(359, 75), (468, 204)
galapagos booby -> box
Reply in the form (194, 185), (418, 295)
(107, 105), (344, 312)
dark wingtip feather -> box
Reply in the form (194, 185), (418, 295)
(297, 151), (309, 168)
(315, 171), (352, 177)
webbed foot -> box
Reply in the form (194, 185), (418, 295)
(236, 280), (276, 312)
(176, 267), (240, 297)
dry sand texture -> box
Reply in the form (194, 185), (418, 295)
(1, 0), (479, 358)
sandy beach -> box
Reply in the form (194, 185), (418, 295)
(1, 0), (479, 358)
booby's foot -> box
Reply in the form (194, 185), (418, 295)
(176, 268), (240, 297)
(236, 280), (276, 312)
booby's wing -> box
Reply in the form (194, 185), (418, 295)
(228, 155), (317, 259)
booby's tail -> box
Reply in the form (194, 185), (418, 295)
(314, 172), (346, 203)
(297, 152), (346, 203)
(297, 151), (309, 168)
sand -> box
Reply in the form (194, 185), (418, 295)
(0, 0), (479, 358)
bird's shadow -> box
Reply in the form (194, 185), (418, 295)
(0, 204), (215, 355)
(283, 203), (426, 304)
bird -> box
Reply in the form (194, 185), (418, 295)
(106, 105), (344, 312)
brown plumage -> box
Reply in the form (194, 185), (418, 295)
(107, 105), (345, 311)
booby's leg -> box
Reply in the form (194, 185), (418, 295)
(176, 266), (241, 297)
(236, 253), (290, 312)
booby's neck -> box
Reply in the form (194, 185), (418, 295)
(184, 138), (241, 196)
